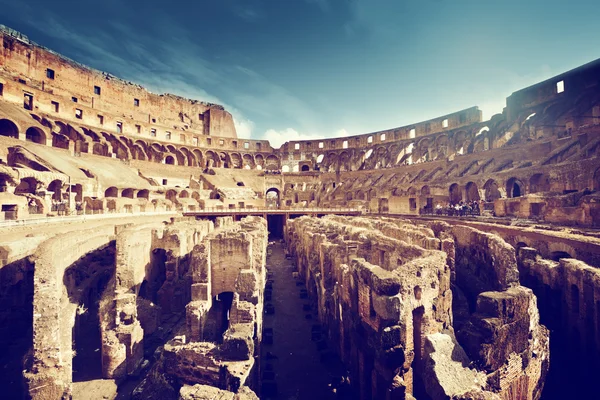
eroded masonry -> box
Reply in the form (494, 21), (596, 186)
(1, 25), (600, 400)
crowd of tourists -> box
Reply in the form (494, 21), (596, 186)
(51, 199), (69, 215)
(421, 200), (483, 217)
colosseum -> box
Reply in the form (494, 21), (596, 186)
(0, 24), (599, 400)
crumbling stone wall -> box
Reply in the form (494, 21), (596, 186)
(22, 217), (216, 399)
(518, 250), (600, 399)
(133, 216), (267, 399)
(24, 225), (117, 399)
(287, 216), (549, 400)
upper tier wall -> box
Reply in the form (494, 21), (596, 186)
(2, 25), (599, 157)
(280, 106), (483, 153)
(0, 26), (238, 139)
(506, 58), (600, 121)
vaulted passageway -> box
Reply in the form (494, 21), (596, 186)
(261, 241), (353, 400)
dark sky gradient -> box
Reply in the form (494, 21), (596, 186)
(1, 0), (598, 147)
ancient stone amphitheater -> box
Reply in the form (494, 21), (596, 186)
(0, 25), (599, 400)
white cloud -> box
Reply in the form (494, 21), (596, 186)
(262, 128), (304, 148)
(233, 116), (255, 138)
(260, 127), (352, 149)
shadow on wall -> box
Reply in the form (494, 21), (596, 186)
(0, 257), (34, 399)
(63, 242), (116, 383)
(517, 251), (600, 400)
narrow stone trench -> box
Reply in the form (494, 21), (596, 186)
(261, 240), (352, 400)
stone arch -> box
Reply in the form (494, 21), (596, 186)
(82, 127), (102, 142)
(453, 130), (468, 152)
(137, 189), (149, 199)
(29, 231), (117, 398)
(104, 187), (118, 198)
(0, 118), (19, 139)
(179, 190), (190, 199)
(164, 155), (175, 165)
(121, 188), (135, 198)
(229, 152), (242, 169)
(205, 151), (219, 168)
(166, 189), (178, 203)
(449, 183), (462, 204)
(15, 177), (41, 195)
(506, 177), (525, 198)
(102, 133), (129, 160)
(51, 132), (70, 150)
(219, 152), (231, 168)
(465, 182), (480, 202)
(266, 187), (280, 208)
(92, 142), (109, 156)
(179, 147), (196, 167)
(254, 154), (265, 170)
(435, 135), (450, 159)
(25, 127), (46, 144)
(265, 155), (279, 169)
(131, 144), (147, 161)
(242, 153), (255, 169)
(48, 179), (64, 201)
(484, 179), (502, 202)
(192, 149), (204, 168)
(338, 151), (351, 171)
(0, 172), (16, 192)
(166, 145), (185, 166)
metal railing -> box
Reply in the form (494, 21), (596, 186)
(186, 207), (362, 214)
(0, 210), (177, 227)
(419, 207), (482, 217)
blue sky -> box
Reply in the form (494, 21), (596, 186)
(1, 0), (599, 147)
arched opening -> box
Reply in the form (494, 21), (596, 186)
(93, 142), (109, 156)
(164, 155), (175, 165)
(0, 173), (12, 192)
(179, 190), (189, 199)
(282, 165), (290, 173)
(266, 188), (280, 209)
(25, 127), (46, 144)
(71, 184), (83, 203)
(449, 183), (462, 204)
(301, 165), (310, 172)
(52, 133), (70, 149)
(484, 179), (502, 202)
(15, 177), (40, 195)
(48, 180), (63, 201)
(121, 188), (134, 199)
(0, 258), (34, 399)
(515, 242), (529, 256)
(550, 251), (572, 261)
(202, 292), (235, 343)
(465, 182), (480, 202)
(506, 178), (524, 198)
(104, 187), (118, 198)
(167, 190), (179, 202)
(65, 242), (116, 383)
(137, 249), (168, 338)
(137, 189), (149, 200)
(0, 119), (19, 138)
